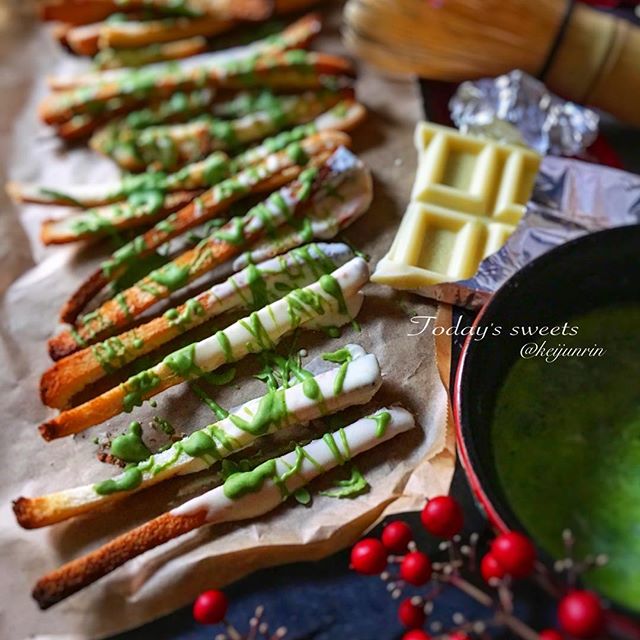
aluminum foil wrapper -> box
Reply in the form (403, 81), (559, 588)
(449, 70), (599, 156)
(433, 157), (640, 308)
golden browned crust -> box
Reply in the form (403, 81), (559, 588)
(40, 348), (101, 409)
(40, 190), (199, 245)
(101, 16), (235, 51)
(43, 303), (194, 407)
(56, 115), (109, 141)
(40, 0), (138, 26)
(230, 0), (273, 20)
(59, 269), (108, 327)
(275, 0), (322, 13)
(13, 497), (42, 530)
(41, 0), (273, 26)
(65, 23), (102, 56)
(14, 492), (121, 530)
(48, 330), (83, 362)
(32, 510), (206, 609)
(96, 36), (209, 71)
(39, 369), (178, 441)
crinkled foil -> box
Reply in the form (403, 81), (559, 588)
(449, 70), (599, 156)
(428, 157), (640, 308)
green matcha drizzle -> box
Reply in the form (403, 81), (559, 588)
(190, 382), (229, 420)
(114, 292), (132, 319)
(181, 430), (220, 460)
(102, 235), (147, 276)
(149, 263), (190, 292)
(245, 263), (269, 309)
(214, 216), (245, 245)
(216, 330), (232, 362)
(70, 328), (87, 348)
(319, 466), (368, 499)
(110, 421), (151, 463)
(370, 411), (391, 438)
(322, 432), (345, 465)
(163, 343), (202, 379)
(221, 424), (357, 502)
(122, 369), (161, 412)
(240, 312), (274, 352)
(165, 298), (206, 330)
(229, 389), (287, 436)
(94, 467), (143, 495)
(322, 347), (354, 395)
(92, 336), (130, 373)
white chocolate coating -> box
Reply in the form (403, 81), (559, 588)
(186, 256), (369, 372)
(171, 406), (416, 521)
(233, 151), (373, 270)
(21, 346), (380, 522)
(195, 242), (354, 318)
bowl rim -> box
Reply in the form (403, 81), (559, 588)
(452, 225), (640, 624)
(453, 224), (640, 529)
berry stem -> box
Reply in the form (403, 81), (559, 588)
(446, 575), (540, 640)
(223, 620), (243, 640)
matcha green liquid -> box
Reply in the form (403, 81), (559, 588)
(492, 305), (640, 611)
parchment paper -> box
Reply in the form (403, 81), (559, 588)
(0, 5), (454, 638)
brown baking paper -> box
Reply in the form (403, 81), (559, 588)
(0, 5), (454, 638)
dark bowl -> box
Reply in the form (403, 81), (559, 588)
(453, 225), (640, 629)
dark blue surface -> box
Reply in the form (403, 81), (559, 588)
(111, 466), (557, 640)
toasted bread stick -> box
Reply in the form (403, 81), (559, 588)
(23, 346), (378, 527)
(48, 150), (370, 364)
(91, 89), (351, 171)
(40, 0), (272, 25)
(56, 131), (348, 326)
(44, 155), (371, 397)
(39, 50), (353, 126)
(230, 144), (372, 270)
(47, 13), (322, 91)
(32, 407), (415, 608)
(66, 16), (235, 56)
(40, 190), (201, 245)
(44, 149), (369, 383)
(94, 37), (209, 70)
(40, 0), (143, 26)
(8, 149), (226, 207)
(49, 147), (343, 352)
(41, 243), (356, 408)
(10, 99), (365, 207)
(52, 88), (217, 141)
(40, 257), (369, 440)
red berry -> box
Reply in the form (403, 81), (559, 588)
(402, 631), (432, 640)
(539, 630), (564, 640)
(400, 551), (432, 585)
(382, 520), (413, 553)
(350, 538), (388, 575)
(398, 597), (426, 628)
(447, 634), (470, 640)
(193, 590), (228, 625)
(558, 590), (604, 638)
(490, 531), (536, 578)
(480, 552), (506, 583)
(420, 496), (464, 538)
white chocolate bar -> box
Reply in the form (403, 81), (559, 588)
(373, 122), (540, 290)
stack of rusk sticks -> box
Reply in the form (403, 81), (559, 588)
(8, 6), (418, 612)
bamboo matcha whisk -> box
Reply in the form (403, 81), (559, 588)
(344, 0), (640, 127)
